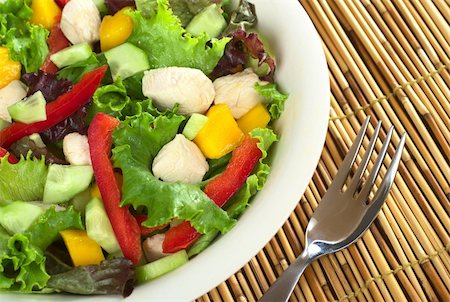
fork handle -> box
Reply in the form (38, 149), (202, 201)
(259, 249), (313, 302)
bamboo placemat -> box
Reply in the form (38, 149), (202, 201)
(196, 1), (450, 301)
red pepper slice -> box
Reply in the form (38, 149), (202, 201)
(0, 66), (107, 148)
(135, 214), (167, 236)
(41, 14), (70, 74)
(162, 136), (262, 253)
(88, 113), (142, 264)
(0, 147), (18, 164)
(54, 0), (70, 9)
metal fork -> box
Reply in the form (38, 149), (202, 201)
(259, 117), (406, 302)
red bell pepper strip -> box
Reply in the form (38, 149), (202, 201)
(41, 14), (70, 74)
(0, 66), (107, 148)
(135, 214), (167, 236)
(88, 113), (142, 264)
(0, 147), (18, 164)
(162, 136), (262, 253)
(54, 0), (70, 9)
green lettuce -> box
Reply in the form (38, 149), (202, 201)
(57, 54), (108, 83)
(127, 0), (230, 75)
(0, 207), (83, 292)
(137, 0), (217, 26)
(112, 112), (235, 234)
(255, 83), (289, 120)
(188, 128), (278, 256)
(0, 154), (48, 203)
(0, 0), (49, 72)
(87, 78), (162, 121)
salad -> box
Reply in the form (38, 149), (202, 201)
(0, 0), (288, 296)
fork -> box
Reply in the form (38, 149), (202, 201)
(259, 117), (406, 302)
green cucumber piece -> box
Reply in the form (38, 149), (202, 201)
(50, 42), (93, 68)
(0, 201), (45, 234)
(85, 197), (121, 254)
(92, 0), (107, 14)
(104, 42), (150, 81)
(135, 250), (189, 284)
(43, 165), (94, 204)
(0, 118), (10, 130)
(186, 4), (227, 38)
(8, 91), (47, 123)
(182, 113), (208, 140)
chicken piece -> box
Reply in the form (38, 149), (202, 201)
(142, 67), (215, 115)
(152, 134), (209, 184)
(60, 0), (101, 45)
(213, 68), (268, 119)
(63, 133), (91, 165)
(0, 80), (27, 123)
(142, 234), (167, 262)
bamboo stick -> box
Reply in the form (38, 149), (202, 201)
(227, 275), (247, 302)
(236, 272), (255, 302)
(217, 283), (234, 302)
(432, 0), (450, 24)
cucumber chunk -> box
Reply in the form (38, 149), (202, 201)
(43, 165), (94, 204)
(85, 197), (121, 254)
(104, 42), (150, 81)
(182, 113), (208, 140)
(0, 80), (28, 123)
(50, 42), (93, 68)
(135, 250), (189, 284)
(186, 4), (227, 38)
(8, 91), (47, 124)
(0, 201), (45, 234)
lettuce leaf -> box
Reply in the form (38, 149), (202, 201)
(87, 78), (171, 122)
(0, 207), (83, 292)
(127, 0), (230, 75)
(0, 154), (48, 203)
(112, 112), (235, 234)
(47, 257), (134, 296)
(188, 128), (277, 256)
(0, 0), (49, 72)
(255, 83), (288, 120)
(57, 54), (108, 83)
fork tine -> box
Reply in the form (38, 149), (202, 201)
(358, 126), (394, 202)
(329, 117), (371, 191)
(346, 121), (382, 194)
(364, 132), (406, 213)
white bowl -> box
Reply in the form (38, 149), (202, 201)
(3, 0), (329, 301)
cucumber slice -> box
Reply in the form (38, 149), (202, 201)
(0, 201), (45, 234)
(135, 250), (189, 284)
(85, 197), (121, 254)
(43, 165), (94, 204)
(182, 113), (208, 140)
(8, 91), (47, 124)
(104, 42), (150, 81)
(186, 4), (227, 38)
(0, 118), (10, 130)
(50, 42), (93, 68)
(0, 80), (27, 123)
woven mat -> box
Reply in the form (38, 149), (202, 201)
(196, 1), (450, 301)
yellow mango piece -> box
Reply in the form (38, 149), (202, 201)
(237, 103), (271, 133)
(100, 8), (134, 52)
(30, 0), (61, 29)
(90, 183), (102, 200)
(90, 173), (123, 200)
(60, 229), (105, 266)
(0, 48), (21, 89)
(194, 104), (244, 159)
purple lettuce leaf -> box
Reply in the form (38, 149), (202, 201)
(211, 29), (276, 82)
(105, 0), (136, 15)
(22, 71), (72, 102)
